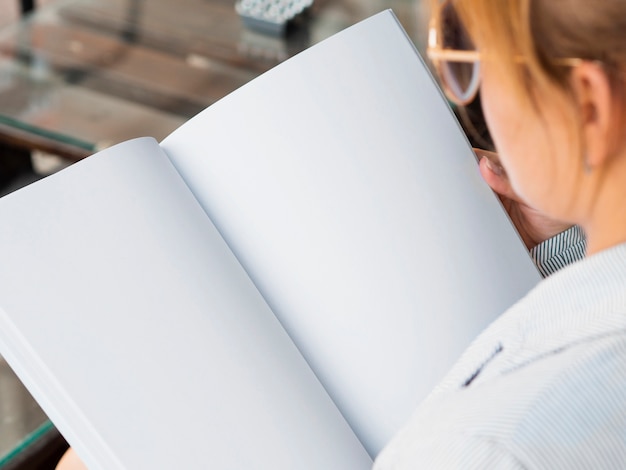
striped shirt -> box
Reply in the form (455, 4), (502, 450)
(374, 229), (626, 469)
(530, 225), (587, 277)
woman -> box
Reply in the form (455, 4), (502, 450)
(375, 0), (626, 467)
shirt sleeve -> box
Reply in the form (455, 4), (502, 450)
(374, 431), (527, 470)
(529, 225), (586, 278)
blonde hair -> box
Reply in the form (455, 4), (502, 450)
(454, 0), (626, 99)
(434, 0), (626, 171)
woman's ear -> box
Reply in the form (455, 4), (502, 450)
(570, 61), (619, 170)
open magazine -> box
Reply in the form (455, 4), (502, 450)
(0, 10), (540, 469)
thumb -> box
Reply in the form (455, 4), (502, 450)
(475, 151), (518, 202)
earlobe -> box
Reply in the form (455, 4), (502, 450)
(571, 61), (615, 170)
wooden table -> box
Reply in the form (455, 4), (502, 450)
(0, 0), (427, 160)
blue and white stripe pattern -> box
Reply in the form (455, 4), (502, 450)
(375, 234), (626, 469)
(530, 225), (587, 277)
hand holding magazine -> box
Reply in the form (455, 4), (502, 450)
(0, 11), (539, 469)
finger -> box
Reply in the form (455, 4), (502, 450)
(473, 148), (501, 163)
(478, 156), (519, 201)
(56, 449), (87, 470)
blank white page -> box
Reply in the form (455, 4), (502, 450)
(0, 138), (371, 469)
(162, 11), (541, 456)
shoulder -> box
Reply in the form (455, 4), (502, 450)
(377, 243), (626, 469)
(503, 331), (626, 468)
(376, 332), (626, 469)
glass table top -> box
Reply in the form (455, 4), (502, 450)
(0, 0), (428, 159)
(0, 357), (51, 468)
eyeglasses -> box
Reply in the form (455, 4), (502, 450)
(427, 0), (481, 105)
(427, 0), (582, 106)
